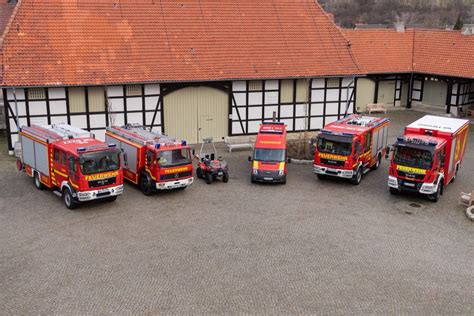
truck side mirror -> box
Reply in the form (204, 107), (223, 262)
(192, 149), (195, 156)
(248, 156), (252, 162)
(287, 158), (291, 163)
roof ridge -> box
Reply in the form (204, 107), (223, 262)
(312, 0), (364, 74)
(0, 0), (22, 85)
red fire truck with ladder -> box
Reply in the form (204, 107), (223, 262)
(388, 115), (469, 202)
(105, 124), (194, 195)
(313, 115), (390, 185)
(16, 123), (124, 209)
(249, 122), (288, 184)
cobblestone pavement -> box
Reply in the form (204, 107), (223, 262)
(0, 110), (473, 314)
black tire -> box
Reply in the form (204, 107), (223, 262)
(196, 167), (203, 179)
(106, 196), (117, 202)
(428, 183), (442, 203)
(371, 154), (382, 170)
(317, 174), (326, 180)
(389, 188), (399, 195)
(34, 172), (44, 190)
(222, 172), (229, 183)
(140, 174), (154, 196)
(281, 175), (287, 185)
(251, 176), (256, 184)
(351, 168), (362, 185)
(63, 188), (78, 210)
(205, 173), (213, 184)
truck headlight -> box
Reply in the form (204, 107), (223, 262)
(252, 168), (258, 175)
(278, 169), (284, 176)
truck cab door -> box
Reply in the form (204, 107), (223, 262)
(67, 155), (80, 188)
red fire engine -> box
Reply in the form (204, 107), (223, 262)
(17, 123), (124, 209)
(249, 122), (288, 184)
(105, 125), (194, 195)
(388, 115), (469, 202)
(313, 115), (390, 185)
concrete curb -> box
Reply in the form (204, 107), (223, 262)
(289, 158), (313, 165)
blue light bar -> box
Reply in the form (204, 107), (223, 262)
(77, 147), (86, 153)
(155, 144), (161, 149)
(108, 143), (117, 148)
(181, 140), (187, 146)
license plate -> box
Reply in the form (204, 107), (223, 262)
(218, 172), (223, 176)
(404, 182), (415, 187)
(264, 177), (273, 181)
(327, 168), (337, 172)
(98, 189), (109, 194)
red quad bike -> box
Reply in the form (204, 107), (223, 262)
(195, 138), (229, 184)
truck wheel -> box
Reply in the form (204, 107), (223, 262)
(34, 172), (44, 190)
(222, 172), (229, 183)
(389, 188), (399, 195)
(428, 183), (442, 203)
(140, 174), (154, 196)
(351, 168), (362, 185)
(281, 175), (287, 185)
(196, 167), (203, 179)
(63, 188), (78, 210)
(106, 196), (117, 202)
(251, 176), (256, 184)
(371, 154), (382, 170)
(205, 173), (213, 184)
(317, 174), (326, 180)
(466, 206), (474, 221)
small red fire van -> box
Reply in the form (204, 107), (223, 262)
(249, 122), (288, 184)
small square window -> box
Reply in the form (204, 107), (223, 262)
(28, 88), (46, 100)
(248, 81), (263, 91)
(326, 78), (340, 88)
(54, 149), (60, 162)
(126, 85), (142, 96)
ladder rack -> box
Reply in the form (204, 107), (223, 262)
(21, 123), (92, 143)
(107, 124), (179, 147)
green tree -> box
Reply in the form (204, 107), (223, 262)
(453, 15), (463, 30)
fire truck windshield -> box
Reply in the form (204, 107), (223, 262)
(253, 149), (286, 162)
(157, 148), (191, 167)
(79, 151), (120, 175)
(393, 145), (433, 170)
(317, 135), (353, 156)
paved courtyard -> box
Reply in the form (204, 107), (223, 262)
(0, 110), (473, 314)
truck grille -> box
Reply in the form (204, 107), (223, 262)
(160, 171), (192, 181)
(320, 158), (345, 167)
(89, 177), (116, 188)
(397, 170), (426, 181)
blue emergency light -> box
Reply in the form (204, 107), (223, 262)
(155, 144), (161, 150)
(181, 140), (187, 146)
(108, 143), (117, 148)
(77, 147), (87, 153)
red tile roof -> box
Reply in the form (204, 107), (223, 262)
(0, 0), (16, 36)
(413, 29), (474, 79)
(0, 0), (362, 87)
(344, 29), (415, 74)
(345, 28), (474, 79)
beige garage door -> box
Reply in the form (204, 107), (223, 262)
(378, 81), (396, 106)
(423, 80), (447, 107)
(164, 87), (229, 144)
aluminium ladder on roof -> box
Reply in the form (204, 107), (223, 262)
(107, 125), (177, 147)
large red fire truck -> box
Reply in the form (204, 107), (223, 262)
(105, 125), (194, 195)
(249, 122), (288, 184)
(388, 115), (469, 202)
(17, 123), (124, 209)
(313, 115), (390, 185)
